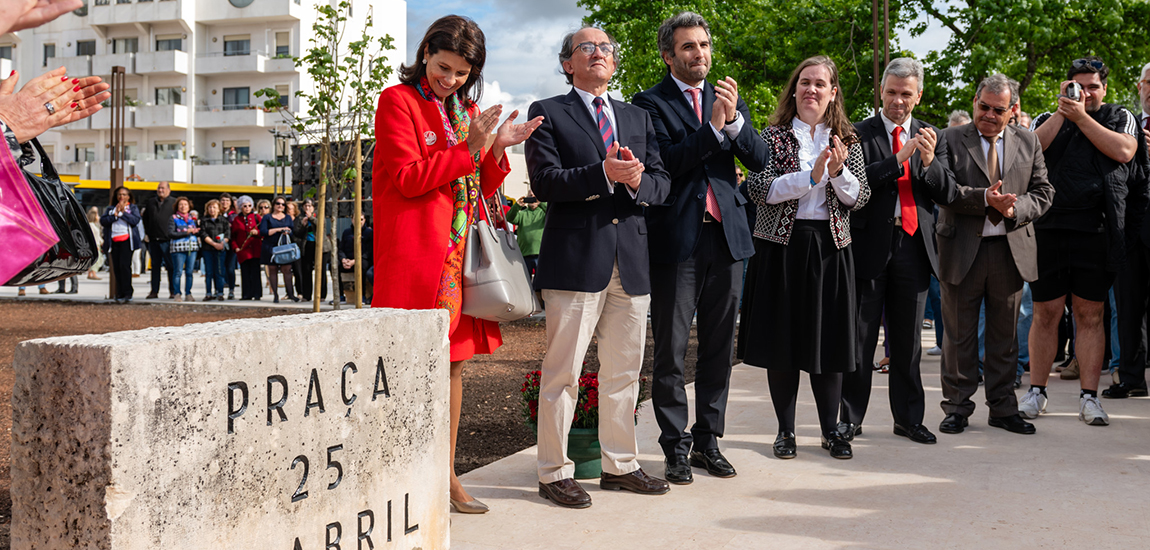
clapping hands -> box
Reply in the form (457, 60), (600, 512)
(466, 104), (544, 159)
(986, 180), (1017, 219)
(605, 142), (643, 192)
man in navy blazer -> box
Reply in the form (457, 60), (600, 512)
(526, 26), (671, 509)
(631, 12), (769, 485)
(840, 58), (956, 445)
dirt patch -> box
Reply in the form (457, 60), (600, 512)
(0, 302), (698, 546)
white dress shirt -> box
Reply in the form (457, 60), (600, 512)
(572, 86), (635, 197)
(668, 74), (744, 142)
(979, 128), (1007, 236)
(880, 110), (912, 219)
(764, 117), (861, 219)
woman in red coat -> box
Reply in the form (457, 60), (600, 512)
(230, 195), (263, 300)
(372, 15), (542, 514)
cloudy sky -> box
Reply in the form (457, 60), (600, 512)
(406, 1), (951, 117)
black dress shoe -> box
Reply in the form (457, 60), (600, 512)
(1102, 382), (1149, 399)
(600, 468), (670, 495)
(664, 455), (693, 485)
(821, 432), (853, 459)
(939, 413), (968, 434)
(988, 413), (1036, 434)
(773, 432), (796, 459)
(1013, 375), (1022, 389)
(836, 422), (862, 441)
(893, 423), (937, 444)
(689, 449), (736, 478)
(538, 479), (592, 508)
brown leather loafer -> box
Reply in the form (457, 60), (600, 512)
(600, 468), (670, 495)
(538, 479), (591, 508)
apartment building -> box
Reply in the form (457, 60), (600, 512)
(0, 0), (405, 186)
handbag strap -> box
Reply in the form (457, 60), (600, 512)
(278, 230), (291, 246)
(29, 138), (59, 181)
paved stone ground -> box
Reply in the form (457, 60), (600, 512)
(451, 335), (1150, 549)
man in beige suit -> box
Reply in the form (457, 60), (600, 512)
(934, 74), (1055, 436)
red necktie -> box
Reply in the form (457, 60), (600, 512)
(891, 126), (917, 235)
(689, 88), (722, 223)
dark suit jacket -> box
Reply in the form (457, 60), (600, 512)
(632, 74), (770, 263)
(1132, 113), (1150, 248)
(935, 123), (1055, 284)
(525, 89), (671, 295)
(850, 115), (957, 280)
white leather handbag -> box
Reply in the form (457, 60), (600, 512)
(461, 196), (541, 322)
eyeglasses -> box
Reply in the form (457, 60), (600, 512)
(274, 202), (285, 206)
(1072, 58), (1105, 71)
(977, 101), (1009, 116)
(575, 42), (615, 56)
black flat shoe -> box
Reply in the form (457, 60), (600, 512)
(893, 423), (937, 444)
(988, 413), (1036, 435)
(821, 432), (853, 459)
(836, 422), (862, 441)
(773, 432), (796, 459)
(664, 455), (693, 485)
(1102, 382), (1149, 399)
(939, 413), (968, 434)
(689, 449), (736, 478)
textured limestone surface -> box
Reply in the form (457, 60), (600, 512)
(11, 308), (450, 550)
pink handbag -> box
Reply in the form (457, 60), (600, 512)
(0, 150), (58, 283)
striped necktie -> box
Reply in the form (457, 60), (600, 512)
(592, 97), (615, 152)
(688, 88), (723, 222)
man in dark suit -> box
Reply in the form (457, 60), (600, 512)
(934, 73), (1054, 436)
(840, 58), (955, 445)
(631, 12), (770, 485)
(526, 26), (671, 509)
(1106, 61), (1150, 398)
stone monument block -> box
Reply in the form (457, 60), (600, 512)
(11, 308), (450, 549)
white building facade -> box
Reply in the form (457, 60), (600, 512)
(0, 0), (405, 186)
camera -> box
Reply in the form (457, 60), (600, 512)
(1064, 82), (1083, 102)
(523, 196), (539, 204)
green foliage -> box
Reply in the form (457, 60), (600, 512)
(581, 0), (908, 128)
(909, 0), (1150, 124)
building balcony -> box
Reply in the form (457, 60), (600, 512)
(52, 56), (93, 78)
(58, 161), (91, 178)
(89, 107), (135, 130)
(195, 51), (274, 75)
(134, 50), (189, 75)
(57, 118), (92, 131)
(192, 160), (272, 185)
(91, 53), (135, 76)
(196, 0), (302, 24)
(91, 0), (189, 26)
(90, 160), (136, 181)
(195, 105), (274, 128)
(263, 55), (296, 73)
(135, 158), (189, 182)
(135, 104), (188, 128)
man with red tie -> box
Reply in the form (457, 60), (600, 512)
(839, 58), (956, 444)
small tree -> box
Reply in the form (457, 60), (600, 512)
(256, 0), (393, 311)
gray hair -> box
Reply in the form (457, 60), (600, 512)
(235, 195), (254, 208)
(1141, 61), (1150, 80)
(657, 12), (710, 57)
(948, 110), (971, 126)
(558, 26), (620, 85)
(881, 57), (924, 91)
(975, 73), (1021, 106)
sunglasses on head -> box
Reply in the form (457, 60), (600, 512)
(977, 101), (1010, 116)
(1072, 58), (1105, 71)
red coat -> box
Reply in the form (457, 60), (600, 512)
(231, 213), (262, 263)
(371, 83), (510, 356)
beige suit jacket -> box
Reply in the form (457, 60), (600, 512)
(935, 123), (1055, 285)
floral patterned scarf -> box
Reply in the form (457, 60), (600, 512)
(415, 77), (483, 329)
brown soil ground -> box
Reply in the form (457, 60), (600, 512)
(0, 302), (698, 548)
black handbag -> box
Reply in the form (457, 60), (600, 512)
(3, 138), (98, 286)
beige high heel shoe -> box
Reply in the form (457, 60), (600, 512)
(449, 497), (489, 514)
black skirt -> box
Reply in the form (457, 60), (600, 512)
(738, 220), (857, 374)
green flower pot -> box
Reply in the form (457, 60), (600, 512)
(566, 427), (602, 480)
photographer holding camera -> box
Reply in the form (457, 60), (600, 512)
(1021, 56), (1143, 426)
(507, 189), (547, 278)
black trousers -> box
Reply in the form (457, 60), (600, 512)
(110, 240), (135, 299)
(147, 240), (175, 295)
(1116, 242), (1150, 385)
(842, 228), (931, 427)
(300, 241), (329, 300)
(650, 221), (743, 457)
(239, 258), (263, 299)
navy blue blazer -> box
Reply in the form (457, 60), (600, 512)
(99, 204), (142, 253)
(850, 115), (957, 280)
(632, 74), (770, 263)
(526, 89), (671, 295)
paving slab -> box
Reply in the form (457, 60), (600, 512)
(451, 336), (1150, 549)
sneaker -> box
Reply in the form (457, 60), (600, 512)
(1060, 358), (1080, 380)
(926, 345), (943, 356)
(17, 289), (25, 296)
(185, 295), (195, 302)
(1018, 388), (1047, 419)
(1079, 395), (1109, 426)
(173, 295), (183, 302)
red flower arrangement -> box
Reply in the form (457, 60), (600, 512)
(520, 366), (648, 430)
